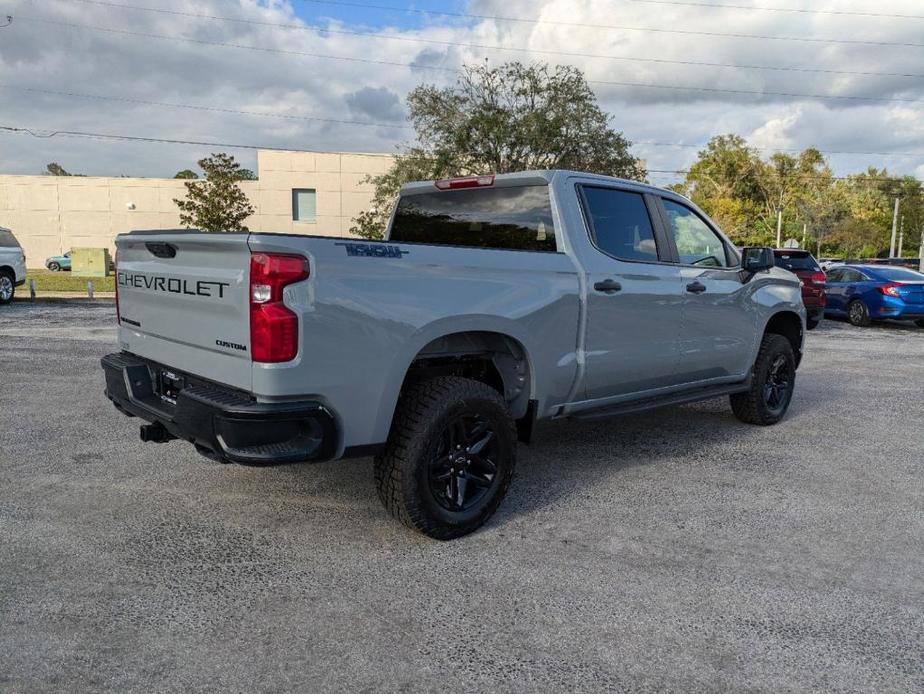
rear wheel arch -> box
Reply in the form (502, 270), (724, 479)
(400, 331), (533, 420)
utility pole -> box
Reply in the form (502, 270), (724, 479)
(801, 223), (807, 249)
(889, 197), (900, 257)
(898, 216), (904, 258)
(919, 229), (924, 273)
(776, 209), (782, 248)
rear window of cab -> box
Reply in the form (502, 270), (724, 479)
(389, 185), (557, 252)
(774, 251), (820, 272)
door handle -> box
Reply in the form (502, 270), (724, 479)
(686, 281), (707, 294)
(594, 279), (622, 294)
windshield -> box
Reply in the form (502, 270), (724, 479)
(774, 252), (819, 272)
(872, 267), (924, 282)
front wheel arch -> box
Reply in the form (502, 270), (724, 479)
(762, 310), (803, 368)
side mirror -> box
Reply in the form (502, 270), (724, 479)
(742, 247), (774, 273)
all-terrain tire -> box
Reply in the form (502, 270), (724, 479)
(374, 376), (517, 540)
(0, 270), (15, 305)
(730, 333), (796, 426)
(848, 299), (871, 327)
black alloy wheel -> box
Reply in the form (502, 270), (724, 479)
(428, 412), (499, 512)
(763, 353), (793, 415)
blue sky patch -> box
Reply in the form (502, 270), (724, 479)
(293, 0), (473, 31)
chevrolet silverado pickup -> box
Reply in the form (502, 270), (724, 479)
(102, 171), (805, 539)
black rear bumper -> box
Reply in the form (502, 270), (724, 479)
(101, 352), (337, 465)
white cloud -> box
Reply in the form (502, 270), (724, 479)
(0, 0), (922, 180)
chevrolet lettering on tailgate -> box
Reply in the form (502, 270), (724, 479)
(117, 271), (230, 299)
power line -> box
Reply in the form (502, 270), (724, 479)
(50, 1), (924, 79)
(0, 124), (311, 152)
(57, 0), (924, 48)
(17, 16), (924, 105)
(636, 140), (924, 158)
(646, 168), (920, 182)
(302, 0), (924, 21)
(0, 85), (411, 130)
(2, 125), (919, 182)
(7, 84), (924, 159)
(15, 16), (460, 74)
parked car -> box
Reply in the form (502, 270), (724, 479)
(102, 171), (805, 539)
(825, 264), (924, 327)
(773, 249), (826, 329)
(0, 226), (27, 304)
(45, 251), (72, 271)
(864, 257), (922, 271)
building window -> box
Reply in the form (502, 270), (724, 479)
(292, 189), (317, 222)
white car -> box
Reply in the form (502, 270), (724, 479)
(0, 226), (27, 304)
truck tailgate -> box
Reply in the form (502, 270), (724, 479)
(115, 232), (252, 390)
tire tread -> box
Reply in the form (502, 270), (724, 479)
(730, 333), (795, 426)
(374, 376), (516, 540)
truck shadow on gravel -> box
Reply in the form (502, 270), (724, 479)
(496, 401), (764, 521)
(277, 398), (779, 534)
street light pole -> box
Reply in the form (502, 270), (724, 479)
(919, 230), (924, 273)
(889, 197), (900, 257)
(776, 209), (782, 248)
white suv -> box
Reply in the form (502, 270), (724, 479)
(0, 226), (27, 304)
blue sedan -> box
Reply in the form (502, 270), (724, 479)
(825, 264), (924, 327)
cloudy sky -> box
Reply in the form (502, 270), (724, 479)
(1, 0), (923, 186)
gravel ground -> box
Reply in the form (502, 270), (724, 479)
(1, 301), (922, 693)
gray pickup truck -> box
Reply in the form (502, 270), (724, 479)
(102, 171), (805, 539)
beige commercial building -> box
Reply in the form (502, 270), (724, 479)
(0, 149), (394, 268)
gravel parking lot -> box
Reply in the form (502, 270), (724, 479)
(1, 301), (922, 692)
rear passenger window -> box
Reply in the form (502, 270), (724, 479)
(389, 185), (557, 252)
(581, 187), (659, 262)
(0, 230), (20, 248)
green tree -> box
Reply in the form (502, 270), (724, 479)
(351, 61), (646, 239)
(174, 169), (199, 179)
(173, 153), (255, 232)
(824, 218), (884, 258)
(673, 135), (765, 243)
(45, 162), (73, 176)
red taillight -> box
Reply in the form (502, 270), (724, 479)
(250, 252), (309, 363)
(434, 174), (495, 190)
(878, 283), (902, 298)
(810, 271), (826, 286)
